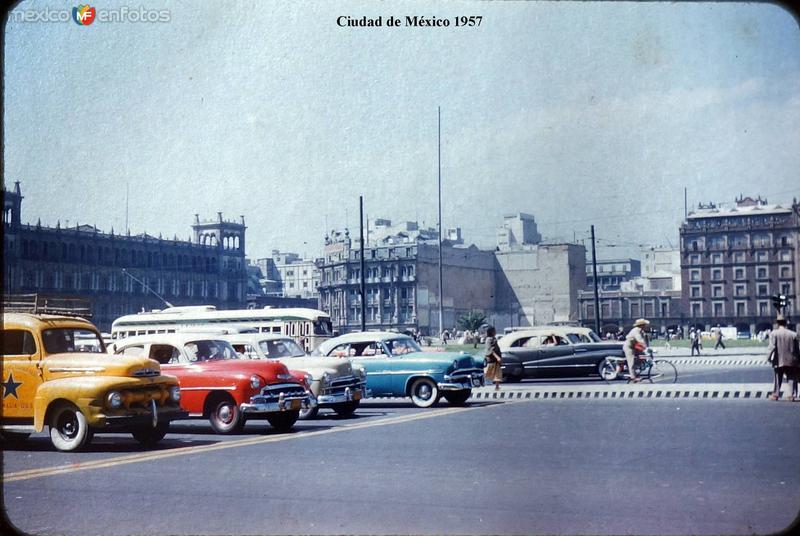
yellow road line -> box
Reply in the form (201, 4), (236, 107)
(5, 402), (512, 482)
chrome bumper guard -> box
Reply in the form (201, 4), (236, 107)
(241, 384), (314, 415)
(317, 385), (371, 405)
(317, 380), (371, 405)
(439, 370), (485, 391)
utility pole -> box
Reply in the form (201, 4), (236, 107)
(437, 106), (444, 338)
(590, 225), (601, 334)
(359, 196), (366, 331)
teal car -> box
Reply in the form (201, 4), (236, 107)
(313, 332), (484, 407)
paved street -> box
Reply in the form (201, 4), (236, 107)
(4, 365), (800, 536)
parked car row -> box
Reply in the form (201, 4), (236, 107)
(1, 314), (486, 452)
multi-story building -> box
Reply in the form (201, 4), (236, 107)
(318, 213), (587, 334)
(585, 258), (641, 291)
(496, 212), (542, 251)
(494, 244), (587, 327)
(579, 248), (683, 336)
(317, 228), (495, 335)
(252, 250), (320, 299)
(578, 288), (683, 337)
(679, 195), (799, 334)
(2, 182), (248, 331)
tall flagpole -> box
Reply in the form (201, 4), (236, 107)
(438, 107), (444, 338)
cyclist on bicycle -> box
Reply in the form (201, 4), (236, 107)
(624, 318), (651, 382)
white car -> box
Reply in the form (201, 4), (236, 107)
(221, 333), (368, 419)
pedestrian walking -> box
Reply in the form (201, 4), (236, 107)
(766, 315), (800, 401)
(714, 328), (726, 350)
(483, 326), (502, 391)
(690, 328), (701, 356)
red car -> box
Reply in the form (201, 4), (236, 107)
(112, 333), (314, 433)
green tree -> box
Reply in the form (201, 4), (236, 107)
(458, 311), (487, 348)
(457, 311), (487, 332)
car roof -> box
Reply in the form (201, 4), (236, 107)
(316, 331), (412, 353)
(218, 333), (295, 343)
(114, 333), (235, 347)
(2, 313), (97, 331)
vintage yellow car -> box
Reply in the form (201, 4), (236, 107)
(1, 313), (187, 451)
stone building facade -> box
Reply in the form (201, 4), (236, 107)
(317, 230), (495, 335)
(253, 250), (320, 299)
(585, 258), (641, 291)
(2, 182), (248, 331)
(679, 195), (799, 334)
(317, 213), (587, 335)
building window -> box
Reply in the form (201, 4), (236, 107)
(735, 301), (747, 317)
(711, 252), (723, 264)
(712, 285), (724, 298)
(712, 302), (724, 317)
(690, 269), (701, 282)
(690, 254), (701, 265)
(758, 301), (769, 316)
(734, 284), (747, 297)
(780, 265), (792, 279)
(756, 266), (768, 279)
(630, 303), (640, 317)
(691, 302), (702, 318)
(690, 285), (702, 298)
(733, 251), (745, 263)
(734, 267), (745, 280)
(756, 251), (768, 262)
(780, 250), (792, 261)
(711, 268), (723, 281)
(782, 282), (793, 295)
(757, 283), (769, 296)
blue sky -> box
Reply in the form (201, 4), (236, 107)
(4, 1), (800, 260)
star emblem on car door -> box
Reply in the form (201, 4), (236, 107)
(2, 372), (22, 399)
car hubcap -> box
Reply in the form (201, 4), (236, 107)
(218, 405), (233, 424)
(59, 414), (78, 439)
(418, 384), (431, 400)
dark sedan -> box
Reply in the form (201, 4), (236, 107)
(498, 327), (625, 381)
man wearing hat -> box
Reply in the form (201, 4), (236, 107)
(624, 318), (650, 382)
(766, 315), (799, 401)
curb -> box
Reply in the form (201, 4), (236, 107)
(469, 383), (791, 401)
(669, 358), (769, 366)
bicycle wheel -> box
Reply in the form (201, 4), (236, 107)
(648, 359), (677, 384)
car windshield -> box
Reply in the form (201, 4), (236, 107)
(386, 337), (421, 355)
(184, 340), (238, 362)
(258, 339), (306, 358)
(42, 328), (105, 354)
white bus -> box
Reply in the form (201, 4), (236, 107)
(110, 305), (333, 351)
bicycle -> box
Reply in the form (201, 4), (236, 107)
(598, 349), (678, 384)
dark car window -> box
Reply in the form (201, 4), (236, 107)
(149, 344), (181, 364)
(1, 330), (37, 355)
